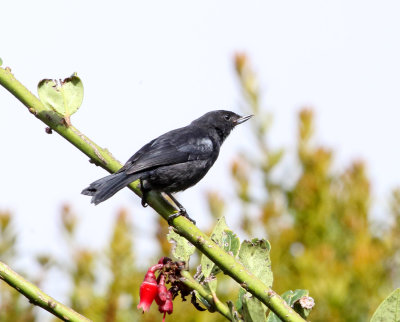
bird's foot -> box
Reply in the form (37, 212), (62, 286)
(140, 179), (148, 207)
(141, 198), (148, 208)
(167, 208), (196, 226)
(164, 192), (196, 225)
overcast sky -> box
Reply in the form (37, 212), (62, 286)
(2, 1), (400, 292)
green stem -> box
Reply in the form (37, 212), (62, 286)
(0, 261), (91, 322)
(180, 270), (231, 320)
(0, 67), (305, 322)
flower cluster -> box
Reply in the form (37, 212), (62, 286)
(137, 258), (174, 321)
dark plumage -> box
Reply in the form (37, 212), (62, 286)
(82, 110), (252, 223)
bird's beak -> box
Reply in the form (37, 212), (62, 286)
(235, 114), (253, 125)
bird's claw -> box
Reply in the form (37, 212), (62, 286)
(167, 209), (196, 226)
(141, 198), (148, 207)
(140, 179), (149, 207)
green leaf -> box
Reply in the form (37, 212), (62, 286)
(281, 289), (308, 306)
(210, 216), (228, 244)
(266, 290), (313, 321)
(200, 217), (229, 278)
(200, 217), (240, 278)
(194, 291), (212, 310)
(0, 58), (3, 66)
(222, 229), (241, 257)
(238, 238), (273, 287)
(227, 301), (242, 322)
(236, 287), (246, 314)
(237, 239), (272, 322)
(266, 310), (282, 322)
(371, 288), (400, 322)
(242, 293), (268, 322)
(204, 276), (218, 293)
(37, 74), (83, 125)
(167, 227), (195, 262)
(291, 290), (313, 318)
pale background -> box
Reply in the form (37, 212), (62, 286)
(1, 0), (400, 305)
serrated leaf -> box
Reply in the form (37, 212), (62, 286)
(242, 293), (268, 322)
(371, 288), (400, 322)
(37, 74), (83, 124)
(238, 238), (273, 287)
(167, 227), (195, 262)
(200, 217), (229, 278)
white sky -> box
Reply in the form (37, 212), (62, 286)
(1, 1), (400, 302)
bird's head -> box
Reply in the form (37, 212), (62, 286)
(192, 110), (253, 143)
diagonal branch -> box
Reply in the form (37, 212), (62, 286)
(0, 67), (305, 322)
(0, 261), (90, 322)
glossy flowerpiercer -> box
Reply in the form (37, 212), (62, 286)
(82, 110), (252, 223)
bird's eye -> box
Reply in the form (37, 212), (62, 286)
(224, 114), (231, 121)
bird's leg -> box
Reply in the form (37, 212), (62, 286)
(165, 192), (196, 225)
(139, 179), (149, 208)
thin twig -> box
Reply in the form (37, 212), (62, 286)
(180, 270), (231, 320)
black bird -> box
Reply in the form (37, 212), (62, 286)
(82, 110), (252, 223)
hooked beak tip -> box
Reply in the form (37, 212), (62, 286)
(235, 114), (254, 125)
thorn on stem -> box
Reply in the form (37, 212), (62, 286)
(28, 107), (37, 116)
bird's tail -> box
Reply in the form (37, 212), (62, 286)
(81, 172), (139, 205)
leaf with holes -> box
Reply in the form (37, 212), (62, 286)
(222, 229), (240, 257)
(238, 239), (272, 322)
(37, 74), (83, 125)
(238, 238), (273, 287)
(167, 227), (195, 262)
(200, 217), (229, 278)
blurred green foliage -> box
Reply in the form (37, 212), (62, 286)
(0, 211), (35, 322)
(223, 53), (399, 321)
(1, 54), (399, 321)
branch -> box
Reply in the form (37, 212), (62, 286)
(180, 270), (231, 320)
(0, 261), (90, 322)
(0, 67), (305, 322)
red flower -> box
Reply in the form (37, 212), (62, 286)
(158, 290), (173, 315)
(137, 258), (175, 321)
(156, 273), (173, 320)
(155, 275), (168, 306)
(137, 264), (163, 312)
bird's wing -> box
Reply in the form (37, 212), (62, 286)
(120, 127), (215, 175)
